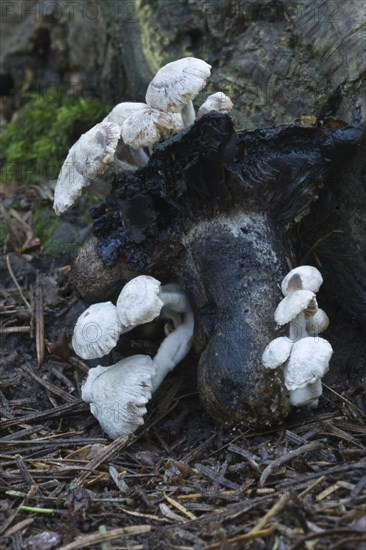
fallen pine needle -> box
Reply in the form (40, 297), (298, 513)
(57, 525), (151, 550)
(164, 492), (197, 520)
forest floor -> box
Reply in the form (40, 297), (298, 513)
(0, 185), (365, 550)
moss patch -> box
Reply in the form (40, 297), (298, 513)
(0, 91), (109, 185)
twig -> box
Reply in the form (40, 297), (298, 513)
(249, 491), (291, 533)
(5, 253), (31, 311)
(259, 440), (323, 487)
(57, 525), (151, 550)
(34, 271), (45, 366)
(70, 434), (130, 489)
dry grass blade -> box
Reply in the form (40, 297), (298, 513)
(57, 525), (151, 550)
(34, 271), (45, 366)
(70, 435), (130, 488)
(5, 253), (31, 311)
(0, 400), (86, 430)
(249, 491), (291, 533)
(259, 440), (324, 487)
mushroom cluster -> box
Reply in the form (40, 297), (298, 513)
(72, 275), (194, 439)
(262, 266), (333, 408)
(53, 57), (233, 215)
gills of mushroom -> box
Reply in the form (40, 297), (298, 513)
(145, 57), (211, 128)
(53, 121), (121, 215)
(81, 355), (156, 439)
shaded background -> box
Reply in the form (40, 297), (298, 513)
(1, 0), (365, 127)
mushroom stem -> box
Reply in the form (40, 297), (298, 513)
(289, 311), (308, 342)
(129, 147), (149, 167)
(181, 100), (196, 128)
(152, 310), (194, 391)
(288, 378), (322, 408)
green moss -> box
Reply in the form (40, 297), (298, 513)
(0, 91), (110, 185)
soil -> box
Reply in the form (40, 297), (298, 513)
(0, 186), (365, 550)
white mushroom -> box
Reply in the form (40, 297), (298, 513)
(116, 275), (164, 327)
(116, 275), (191, 328)
(121, 106), (181, 150)
(262, 266), (333, 408)
(103, 102), (148, 126)
(288, 379), (323, 408)
(284, 337), (333, 407)
(197, 92), (233, 118)
(274, 285), (317, 341)
(81, 355), (156, 439)
(305, 308), (330, 337)
(104, 102), (152, 167)
(281, 265), (323, 296)
(72, 302), (123, 360)
(79, 278), (194, 439)
(146, 57), (212, 128)
(53, 121), (121, 215)
(261, 337), (293, 369)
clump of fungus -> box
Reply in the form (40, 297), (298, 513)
(73, 275), (194, 439)
(262, 266), (333, 407)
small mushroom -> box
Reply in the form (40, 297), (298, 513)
(121, 106), (181, 151)
(145, 57), (211, 128)
(263, 266), (333, 407)
(53, 121), (121, 215)
(285, 337), (333, 407)
(72, 302), (123, 360)
(78, 277), (194, 438)
(81, 355), (156, 439)
(275, 268), (325, 341)
(116, 275), (190, 328)
(275, 285), (317, 341)
(281, 265), (323, 296)
(103, 101), (151, 167)
(261, 337), (293, 370)
(197, 92), (233, 118)
(305, 308), (329, 336)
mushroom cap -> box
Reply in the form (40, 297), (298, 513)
(53, 121), (120, 215)
(281, 266), (323, 296)
(81, 355), (156, 439)
(116, 275), (164, 327)
(288, 379), (322, 407)
(72, 301), (123, 360)
(197, 92), (233, 118)
(306, 309), (330, 336)
(103, 102), (147, 127)
(262, 337), (294, 369)
(145, 57), (212, 113)
(274, 289), (317, 325)
(284, 336), (333, 391)
(121, 107), (180, 149)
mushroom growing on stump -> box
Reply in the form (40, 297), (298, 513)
(72, 112), (364, 428)
(75, 275), (194, 438)
(262, 265), (333, 407)
(145, 57), (212, 128)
